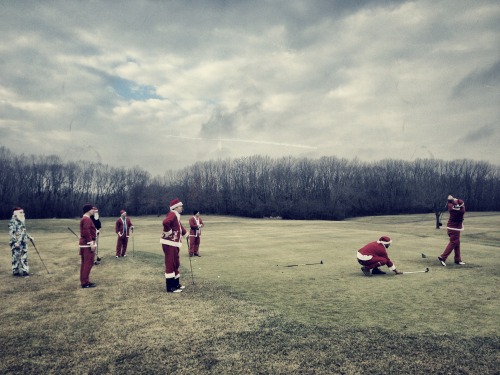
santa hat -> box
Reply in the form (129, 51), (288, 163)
(169, 198), (183, 210)
(12, 206), (23, 212)
(120, 210), (126, 215)
(447, 195), (454, 201)
(377, 236), (392, 245)
(92, 206), (98, 211)
(83, 204), (93, 213)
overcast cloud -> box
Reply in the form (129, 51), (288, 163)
(1, 0), (499, 175)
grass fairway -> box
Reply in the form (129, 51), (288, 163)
(1, 213), (499, 374)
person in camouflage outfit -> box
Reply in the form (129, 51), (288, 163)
(9, 207), (33, 277)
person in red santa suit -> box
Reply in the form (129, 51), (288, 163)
(115, 210), (134, 258)
(188, 210), (204, 257)
(80, 204), (97, 288)
(161, 198), (189, 293)
(438, 195), (466, 266)
(356, 236), (403, 276)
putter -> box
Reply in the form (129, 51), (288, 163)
(67, 227), (78, 238)
(29, 238), (50, 274)
(277, 260), (324, 267)
(95, 234), (101, 263)
(187, 237), (195, 285)
(132, 227), (134, 258)
(402, 267), (430, 274)
(68, 227), (100, 264)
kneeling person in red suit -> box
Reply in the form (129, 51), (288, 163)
(356, 236), (402, 276)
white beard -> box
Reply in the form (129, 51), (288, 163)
(94, 213), (99, 220)
(14, 210), (25, 223)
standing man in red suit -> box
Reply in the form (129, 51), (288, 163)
(356, 236), (403, 276)
(161, 198), (189, 293)
(115, 210), (133, 258)
(188, 210), (204, 257)
(438, 195), (466, 266)
(80, 204), (97, 288)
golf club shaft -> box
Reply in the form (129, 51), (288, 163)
(67, 227), (78, 238)
(187, 237), (194, 285)
(280, 261), (323, 267)
(29, 239), (50, 274)
(402, 268), (429, 274)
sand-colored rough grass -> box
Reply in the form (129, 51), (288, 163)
(0, 213), (498, 374)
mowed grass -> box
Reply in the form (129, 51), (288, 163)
(0, 213), (498, 374)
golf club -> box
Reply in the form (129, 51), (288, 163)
(95, 234), (101, 264)
(68, 227), (101, 264)
(402, 267), (430, 274)
(187, 237), (195, 285)
(67, 227), (78, 238)
(29, 238), (50, 274)
(132, 227), (134, 258)
(277, 260), (324, 267)
(437, 202), (447, 227)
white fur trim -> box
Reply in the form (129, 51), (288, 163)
(447, 226), (464, 231)
(389, 265), (396, 271)
(377, 239), (392, 245)
(357, 252), (373, 261)
(165, 272), (175, 278)
(170, 201), (183, 210)
(160, 239), (182, 247)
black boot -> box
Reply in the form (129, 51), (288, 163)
(166, 278), (182, 293)
(175, 277), (185, 290)
(372, 267), (386, 275)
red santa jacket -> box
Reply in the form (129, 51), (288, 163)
(447, 199), (465, 231)
(116, 217), (133, 237)
(189, 216), (204, 237)
(160, 211), (186, 248)
(357, 241), (395, 268)
(80, 215), (96, 249)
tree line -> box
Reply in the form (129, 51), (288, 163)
(1, 146), (499, 220)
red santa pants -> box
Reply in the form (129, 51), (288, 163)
(80, 247), (95, 286)
(189, 236), (201, 255)
(116, 235), (129, 257)
(357, 256), (388, 270)
(162, 244), (180, 277)
(441, 229), (461, 262)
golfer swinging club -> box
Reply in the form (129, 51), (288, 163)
(438, 195), (466, 266)
(356, 236), (403, 276)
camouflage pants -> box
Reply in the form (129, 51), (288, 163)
(11, 244), (29, 275)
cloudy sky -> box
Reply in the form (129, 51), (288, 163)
(1, 0), (499, 176)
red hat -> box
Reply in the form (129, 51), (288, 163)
(169, 198), (183, 210)
(13, 206), (23, 212)
(83, 204), (93, 213)
(377, 236), (392, 245)
(120, 210), (126, 215)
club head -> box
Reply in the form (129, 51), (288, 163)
(425, 267), (430, 272)
(421, 253), (427, 258)
(320, 260), (323, 264)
